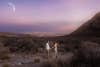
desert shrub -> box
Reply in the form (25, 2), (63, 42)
(73, 41), (100, 67)
(78, 41), (100, 61)
(60, 39), (81, 52)
(41, 59), (71, 67)
(0, 49), (10, 60)
(41, 60), (56, 67)
(4, 37), (46, 53)
(34, 58), (40, 63)
(57, 52), (74, 67)
(57, 59), (69, 67)
(2, 63), (10, 67)
(42, 52), (74, 67)
(0, 43), (10, 60)
(0, 54), (10, 60)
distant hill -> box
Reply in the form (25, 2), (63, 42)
(69, 12), (100, 37)
(24, 32), (62, 37)
(0, 32), (31, 37)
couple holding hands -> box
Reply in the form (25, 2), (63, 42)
(46, 41), (59, 58)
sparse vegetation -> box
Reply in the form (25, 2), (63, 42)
(2, 63), (10, 67)
(0, 43), (10, 60)
(34, 58), (40, 63)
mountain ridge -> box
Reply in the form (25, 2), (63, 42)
(69, 12), (100, 37)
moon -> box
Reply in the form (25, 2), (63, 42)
(8, 2), (16, 13)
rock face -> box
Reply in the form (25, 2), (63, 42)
(70, 12), (100, 37)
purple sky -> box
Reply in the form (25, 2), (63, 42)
(0, 0), (100, 34)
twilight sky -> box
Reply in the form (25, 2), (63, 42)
(0, 0), (100, 34)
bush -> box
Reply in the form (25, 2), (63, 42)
(0, 44), (10, 60)
(41, 60), (56, 67)
(34, 58), (40, 63)
(2, 63), (10, 67)
(73, 41), (100, 67)
(0, 55), (10, 60)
